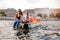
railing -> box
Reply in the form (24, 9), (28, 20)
(0, 17), (15, 20)
(42, 18), (60, 21)
(0, 17), (60, 21)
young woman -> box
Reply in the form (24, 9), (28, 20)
(13, 9), (23, 30)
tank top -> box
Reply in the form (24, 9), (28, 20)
(16, 15), (21, 20)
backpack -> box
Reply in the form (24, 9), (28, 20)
(23, 23), (29, 30)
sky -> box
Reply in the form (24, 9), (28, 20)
(0, 0), (60, 11)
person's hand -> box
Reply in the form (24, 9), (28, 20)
(20, 23), (24, 28)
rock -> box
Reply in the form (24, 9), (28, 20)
(0, 20), (60, 40)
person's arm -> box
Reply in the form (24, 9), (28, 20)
(26, 11), (29, 20)
(20, 15), (23, 20)
(15, 13), (17, 20)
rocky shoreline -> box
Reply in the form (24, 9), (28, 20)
(0, 20), (60, 40)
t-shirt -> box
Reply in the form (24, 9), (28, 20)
(23, 14), (27, 20)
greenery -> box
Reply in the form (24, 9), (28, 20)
(37, 13), (47, 18)
(37, 13), (42, 17)
(0, 12), (7, 16)
(49, 13), (60, 18)
(56, 13), (60, 18)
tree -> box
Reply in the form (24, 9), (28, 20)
(0, 12), (7, 16)
(37, 13), (42, 17)
(49, 13), (60, 18)
(37, 13), (47, 18)
(56, 13), (60, 18)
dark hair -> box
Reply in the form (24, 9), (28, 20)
(18, 9), (23, 15)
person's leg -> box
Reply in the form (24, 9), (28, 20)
(13, 20), (17, 28)
(15, 20), (20, 28)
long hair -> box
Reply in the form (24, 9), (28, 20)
(18, 9), (23, 16)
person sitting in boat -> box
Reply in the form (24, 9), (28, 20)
(13, 9), (23, 30)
